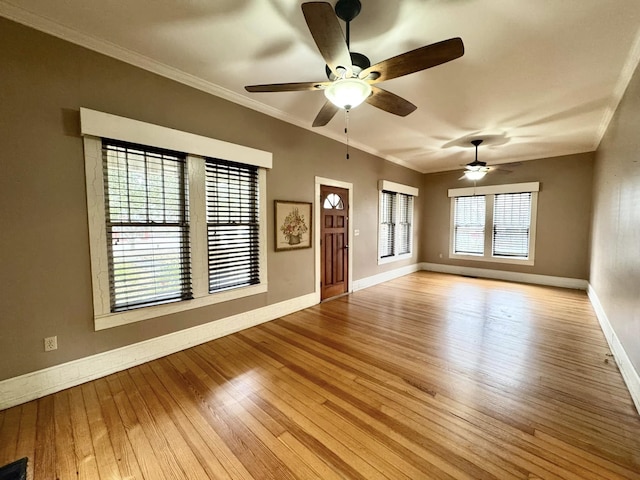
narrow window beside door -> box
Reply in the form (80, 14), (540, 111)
(378, 180), (418, 264)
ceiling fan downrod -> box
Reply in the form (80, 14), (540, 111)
(471, 139), (483, 163)
(335, 0), (362, 48)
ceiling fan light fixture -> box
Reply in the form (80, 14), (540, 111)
(324, 77), (372, 110)
(464, 169), (487, 181)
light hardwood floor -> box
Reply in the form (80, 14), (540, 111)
(1, 271), (639, 479)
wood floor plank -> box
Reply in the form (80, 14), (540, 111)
(106, 374), (168, 479)
(533, 429), (640, 480)
(124, 365), (215, 480)
(135, 363), (236, 480)
(168, 350), (299, 480)
(224, 334), (464, 480)
(203, 340), (426, 480)
(147, 358), (256, 480)
(32, 396), (55, 480)
(0, 405), (21, 466)
(53, 391), (79, 480)
(93, 377), (145, 480)
(15, 402), (37, 480)
(68, 385), (101, 479)
(1, 271), (640, 479)
(115, 370), (196, 480)
(187, 347), (328, 480)
(235, 328), (517, 479)
(81, 382), (123, 480)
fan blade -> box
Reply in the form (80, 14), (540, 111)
(245, 81), (330, 93)
(312, 100), (340, 127)
(359, 37), (464, 83)
(366, 86), (417, 117)
(302, 2), (353, 77)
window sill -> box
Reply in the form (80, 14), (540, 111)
(449, 253), (534, 266)
(378, 253), (412, 265)
(95, 283), (268, 331)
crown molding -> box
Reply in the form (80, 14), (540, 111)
(594, 25), (640, 150)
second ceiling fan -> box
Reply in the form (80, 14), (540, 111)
(245, 0), (464, 127)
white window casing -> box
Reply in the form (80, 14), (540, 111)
(82, 109), (271, 330)
(448, 182), (539, 266)
(378, 180), (419, 265)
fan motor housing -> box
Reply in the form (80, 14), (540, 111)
(326, 52), (370, 80)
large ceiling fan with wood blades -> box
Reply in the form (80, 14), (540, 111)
(245, 0), (464, 127)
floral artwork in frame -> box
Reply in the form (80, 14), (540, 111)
(275, 200), (312, 251)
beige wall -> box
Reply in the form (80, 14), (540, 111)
(590, 61), (640, 374)
(0, 19), (422, 380)
(420, 152), (594, 279)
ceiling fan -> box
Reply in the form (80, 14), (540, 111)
(245, 0), (464, 127)
(461, 140), (491, 180)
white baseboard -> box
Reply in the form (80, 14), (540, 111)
(0, 291), (319, 410)
(353, 263), (421, 291)
(587, 285), (640, 415)
(420, 262), (588, 290)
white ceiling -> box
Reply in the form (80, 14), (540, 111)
(3, 0), (640, 173)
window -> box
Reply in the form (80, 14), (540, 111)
(103, 141), (191, 311)
(378, 180), (419, 264)
(453, 195), (485, 255)
(82, 108), (272, 330)
(493, 192), (532, 258)
(397, 193), (413, 255)
(323, 193), (344, 209)
(449, 182), (539, 265)
(206, 159), (259, 292)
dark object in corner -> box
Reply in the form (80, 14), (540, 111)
(0, 457), (27, 480)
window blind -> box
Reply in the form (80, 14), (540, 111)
(379, 191), (396, 258)
(454, 196), (486, 255)
(493, 192), (531, 258)
(205, 159), (260, 292)
(397, 194), (413, 255)
(102, 140), (191, 312)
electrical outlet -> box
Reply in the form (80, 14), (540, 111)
(44, 336), (57, 352)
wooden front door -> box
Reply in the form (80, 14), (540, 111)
(320, 185), (349, 300)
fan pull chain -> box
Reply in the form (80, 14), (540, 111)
(345, 108), (350, 160)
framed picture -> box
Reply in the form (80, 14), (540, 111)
(275, 200), (312, 251)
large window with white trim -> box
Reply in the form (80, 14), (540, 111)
(449, 182), (539, 265)
(82, 108), (271, 330)
(378, 180), (419, 264)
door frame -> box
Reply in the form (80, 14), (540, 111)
(315, 176), (353, 300)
